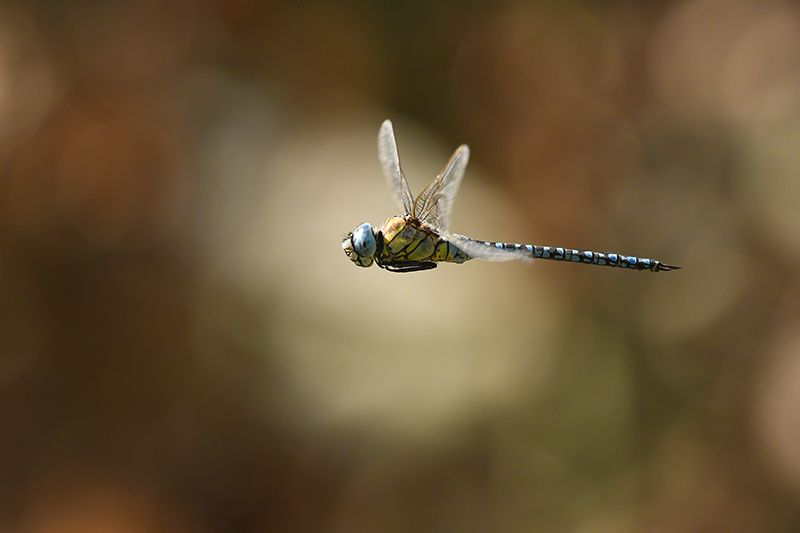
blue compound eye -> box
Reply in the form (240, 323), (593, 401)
(352, 223), (376, 258)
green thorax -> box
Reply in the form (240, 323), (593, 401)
(377, 216), (468, 265)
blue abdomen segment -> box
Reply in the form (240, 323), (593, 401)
(479, 242), (680, 272)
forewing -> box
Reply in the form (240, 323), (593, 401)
(378, 120), (414, 215)
(444, 233), (534, 263)
(413, 144), (469, 233)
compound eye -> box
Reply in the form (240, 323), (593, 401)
(352, 223), (376, 258)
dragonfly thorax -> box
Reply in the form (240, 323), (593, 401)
(342, 222), (377, 267)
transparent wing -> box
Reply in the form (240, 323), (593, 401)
(444, 233), (534, 263)
(378, 120), (414, 215)
(413, 144), (469, 233)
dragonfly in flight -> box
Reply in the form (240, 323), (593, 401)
(342, 120), (680, 273)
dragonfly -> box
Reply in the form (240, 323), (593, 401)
(342, 120), (680, 273)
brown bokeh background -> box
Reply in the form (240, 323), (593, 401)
(2, 0), (800, 531)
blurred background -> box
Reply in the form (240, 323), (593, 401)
(1, 0), (799, 531)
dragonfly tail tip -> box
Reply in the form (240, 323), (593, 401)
(655, 263), (681, 272)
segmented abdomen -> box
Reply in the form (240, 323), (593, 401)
(478, 242), (680, 272)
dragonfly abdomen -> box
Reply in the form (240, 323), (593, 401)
(477, 242), (680, 272)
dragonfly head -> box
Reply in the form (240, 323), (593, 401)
(342, 222), (377, 267)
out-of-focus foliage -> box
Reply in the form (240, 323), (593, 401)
(1, 0), (799, 531)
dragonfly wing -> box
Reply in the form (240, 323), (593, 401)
(445, 233), (534, 263)
(413, 144), (469, 233)
(378, 120), (414, 215)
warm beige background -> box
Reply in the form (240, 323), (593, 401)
(1, 0), (798, 531)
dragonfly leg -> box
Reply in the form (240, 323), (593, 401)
(379, 261), (438, 273)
